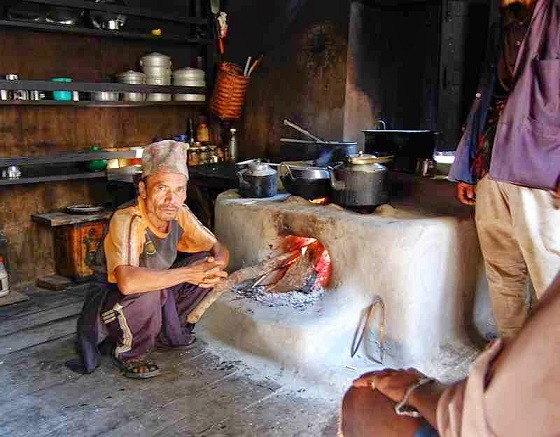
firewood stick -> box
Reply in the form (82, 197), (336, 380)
(186, 249), (302, 323)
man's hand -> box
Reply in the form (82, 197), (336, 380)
(183, 257), (228, 287)
(353, 368), (427, 403)
(457, 182), (476, 206)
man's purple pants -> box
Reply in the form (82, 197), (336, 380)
(98, 252), (211, 362)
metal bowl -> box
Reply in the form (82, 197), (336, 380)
(91, 91), (119, 102)
(278, 161), (330, 181)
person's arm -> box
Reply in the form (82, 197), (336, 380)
(353, 369), (448, 429)
(114, 258), (227, 295)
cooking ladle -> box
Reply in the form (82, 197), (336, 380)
(283, 119), (324, 143)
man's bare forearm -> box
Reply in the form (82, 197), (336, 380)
(408, 381), (447, 429)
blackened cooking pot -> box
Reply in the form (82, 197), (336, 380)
(329, 153), (391, 207)
(278, 161), (331, 199)
(279, 140), (358, 166)
(362, 130), (437, 173)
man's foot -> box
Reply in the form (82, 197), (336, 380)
(112, 355), (161, 379)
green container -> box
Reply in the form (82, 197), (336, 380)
(51, 77), (73, 101)
(86, 145), (108, 172)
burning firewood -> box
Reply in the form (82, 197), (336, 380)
(186, 236), (333, 322)
(186, 249), (302, 323)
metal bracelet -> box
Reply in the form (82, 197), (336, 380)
(394, 377), (435, 418)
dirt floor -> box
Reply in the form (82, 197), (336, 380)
(0, 283), (339, 436)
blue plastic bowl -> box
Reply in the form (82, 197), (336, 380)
(51, 77), (73, 101)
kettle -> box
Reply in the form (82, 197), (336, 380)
(329, 152), (392, 207)
(237, 160), (277, 198)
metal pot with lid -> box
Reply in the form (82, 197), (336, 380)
(329, 152), (392, 207)
(117, 70), (146, 101)
(278, 161), (331, 200)
(237, 160), (277, 198)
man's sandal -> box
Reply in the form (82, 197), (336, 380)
(112, 355), (161, 379)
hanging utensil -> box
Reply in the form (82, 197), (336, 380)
(283, 119), (324, 143)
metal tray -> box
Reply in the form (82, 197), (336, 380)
(67, 204), (104, 214)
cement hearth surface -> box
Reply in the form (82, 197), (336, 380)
(0, 284), (339, 437)
(209, 189), (496, 393)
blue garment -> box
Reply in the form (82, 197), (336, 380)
(415, 420), (439, 437)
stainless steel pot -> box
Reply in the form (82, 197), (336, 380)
(117, 70), (146, 101)
(237, 161), (277, 198)
(90, 0), (127, 30)
(329, 153), (391, 207)
(91, 91), (119, 101)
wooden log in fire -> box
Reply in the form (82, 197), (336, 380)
(186, 249), (302, 323)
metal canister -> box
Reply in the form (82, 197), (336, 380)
(417, 158), (436, 177)
(187, 146), (201, 166)
(5, 74), (28, 101)
(207, 146), (219, 163)
(198, 146), (209, 164)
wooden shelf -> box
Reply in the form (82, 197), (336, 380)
(0, 172), (106, 186)
(21, 0), (208, 25)
(0, 100), (207, 107)
(0, 149), (142, 167)
(0, 19), (212, 45)
(0, 79), (206, 94)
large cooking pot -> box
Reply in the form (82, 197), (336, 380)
(329, 153), (391, 207)
(278, 161), (331, 199)
(362, 129), (437, 173)
(279, 140), (357, 166)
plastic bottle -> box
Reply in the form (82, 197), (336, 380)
(229, 128), (237, 162)
(0, 256), (9, 298)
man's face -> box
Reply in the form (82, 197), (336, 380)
(140, 172), (187, 222)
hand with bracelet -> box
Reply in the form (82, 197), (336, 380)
(352, 368), (447, 429)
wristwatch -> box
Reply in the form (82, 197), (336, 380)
(394, 377), (435, 418)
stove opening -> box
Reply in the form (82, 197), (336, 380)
(309, 197), (330, 205)
(257, 235), (332, 293)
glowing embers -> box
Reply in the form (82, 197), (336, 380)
(309, 197), (330, 205)
(256, 235), (332, 293)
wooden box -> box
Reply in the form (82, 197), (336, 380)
(53, 221), (106, 280)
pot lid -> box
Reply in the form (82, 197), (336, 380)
(140, 52), (171, 66)
(347, 152), (393, 165)
(173, 68), (205, 78)
(117, 70), (146, 82)
(246, 160), (276, 176)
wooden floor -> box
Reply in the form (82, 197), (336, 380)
(0, 285), (338, 436)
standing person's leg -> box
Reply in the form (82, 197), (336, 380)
(475, 176), (529, 337)
(507, 183), (560, 299)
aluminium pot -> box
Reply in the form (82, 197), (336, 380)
(278, 161), (331, 199)
(329, 153), (391, 207)
(237, 160), (277, 198)
(117, 70), (146, 101)
(91, 91), (119, 101)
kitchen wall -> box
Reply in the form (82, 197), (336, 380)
(224, 0), (352, 159)
(0, 28), (203, 285)
(228, 0), (489, 156)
